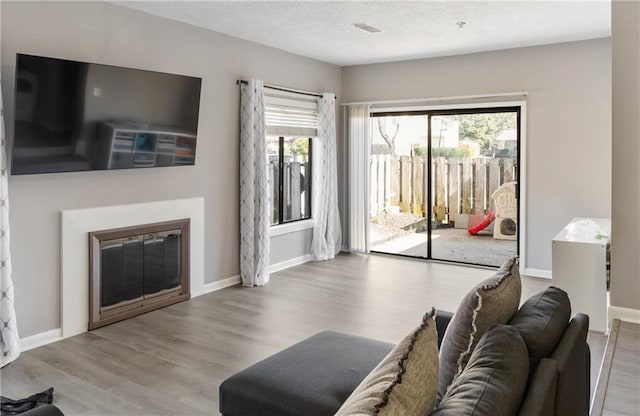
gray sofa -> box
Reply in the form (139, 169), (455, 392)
(513, 313), (591, 415)
(219, 312), (590, 416)
(220, 259), (590, 415)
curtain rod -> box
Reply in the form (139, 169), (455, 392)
(236, 79), (327, 99)
(341, 91), (528, 106)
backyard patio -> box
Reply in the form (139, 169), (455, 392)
(370, 212), (517, 267)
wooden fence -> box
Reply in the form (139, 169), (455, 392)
(269, 161), (310, 223)
(370, 155), (517, 223)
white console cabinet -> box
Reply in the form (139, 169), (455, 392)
(95, 122), (196, 169)
(552, 217), (610, 333)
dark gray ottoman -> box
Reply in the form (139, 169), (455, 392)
(219, 331), (393, 416)
(21, 404), (64, 416)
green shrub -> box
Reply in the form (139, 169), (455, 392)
(413, 147), (472, 158)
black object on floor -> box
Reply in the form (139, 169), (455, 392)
(1, 388), (54, 415)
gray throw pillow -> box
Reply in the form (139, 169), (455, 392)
(432, 325), (530, 416)
(335, 309), (439, 416)
(437, 256), (522, 401)
(508, 286), (571, 374)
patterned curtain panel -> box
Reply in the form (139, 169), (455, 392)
(1, 83), (20, 367)
(239, 79), (270, 286)
(311, 94), (342, 260)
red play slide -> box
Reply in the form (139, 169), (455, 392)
(468, 211), (496, 235)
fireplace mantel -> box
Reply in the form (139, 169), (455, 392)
(61, 198), (204, 338)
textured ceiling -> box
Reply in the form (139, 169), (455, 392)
(108, 0), (611, 66)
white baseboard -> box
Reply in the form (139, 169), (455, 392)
(524, 268), (552, 279)
(269, 254), (313, 274)
(199, 254), (314, 293)
(608, 306), (640, 325)
(17, 254), (313, 353)
(20, 276), (242, 352)
(200, 275), (241, 295)
(20, 328), (62, 352)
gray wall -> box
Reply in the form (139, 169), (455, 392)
(1, 1), (341, 337)
(1, 1), (627, 339)
(611, 0), (640, 311)
(341, 39), (612, 274)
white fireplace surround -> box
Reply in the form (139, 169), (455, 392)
(61, 198), (205, 338)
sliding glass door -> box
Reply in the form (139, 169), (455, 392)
(368, 107), (520, 267)
(369, 114), (430, 257)
(429, 109), (519, 266)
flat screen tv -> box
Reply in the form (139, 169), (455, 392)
(11, 53), (202, 175)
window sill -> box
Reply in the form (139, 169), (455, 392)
(270, 219), (314, 237)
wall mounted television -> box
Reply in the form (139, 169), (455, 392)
(11, 53), (202, 175)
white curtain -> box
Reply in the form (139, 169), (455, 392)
(1, 82), (20, 367)
(347, 104), (370, 253)
(311, 94), (342, 260)
(239, 79), (270, 286)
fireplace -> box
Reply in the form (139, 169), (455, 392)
(88, 219), (190, 330)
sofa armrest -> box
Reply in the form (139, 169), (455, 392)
(435, 310), (454, 348)
(517, 358), (558, 416)
(550, 313), (590, 416)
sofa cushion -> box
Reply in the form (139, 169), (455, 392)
(432, 325), (530, 416)
(509, 286), (571, 373)
(437, 256), (522, 400)
(335, 309), (438, 416)
(219, 331), (394, 416)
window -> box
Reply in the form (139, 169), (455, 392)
(264, 90), (318, 226)
(267, 136), (312, 225)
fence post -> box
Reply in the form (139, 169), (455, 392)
(412, 156), (423, 216)
(444, 159), (451, 223)
(448, 158), (461, 222)
(385, 155), (391, 212)
(457, 159), (464, 215)
(270, 162), (278, 224)
(422, 156), (428, 217)
(400, 156), (411, 212)
(290, 162), (301, 220)
(489, 159), (501, 207)
(371, 155), (377, 216)
(462, 158), (472, 215)
(378, 156), (385, 215)
(471, 159), (479, 214)
(483, 161), (490, 213)
(390, 156), (400, 207)
(432, 157), (437, 220)
(434, 157), (448, 223)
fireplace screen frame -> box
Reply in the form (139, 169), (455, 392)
(88, 218), (190, 330)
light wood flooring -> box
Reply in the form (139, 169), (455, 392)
(0, 253), (620, 415)
(591, 319), (640, 416)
